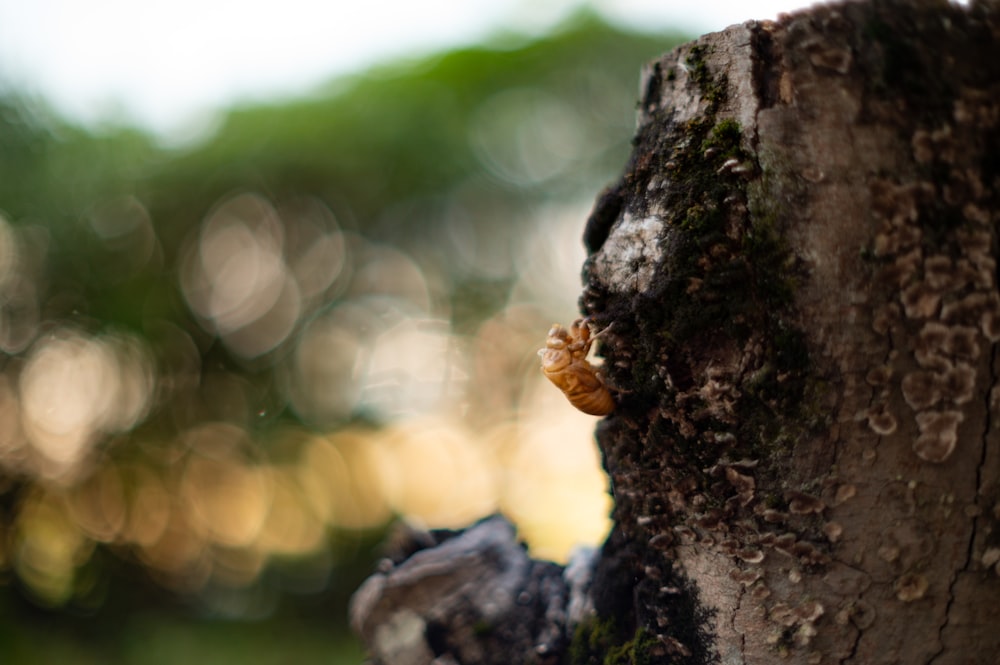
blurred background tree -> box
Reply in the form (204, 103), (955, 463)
(0, 12), (686, 663)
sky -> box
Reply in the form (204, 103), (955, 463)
(0, 0), (817, 141)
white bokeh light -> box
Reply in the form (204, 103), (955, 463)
(18, 329), (154, 477)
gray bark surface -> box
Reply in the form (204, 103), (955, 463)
(351, 1), (1000, 663)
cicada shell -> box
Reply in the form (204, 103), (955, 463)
(538, 318), (614, 416)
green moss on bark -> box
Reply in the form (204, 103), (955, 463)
(569, 618), (661, 665)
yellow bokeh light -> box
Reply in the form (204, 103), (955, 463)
(137, 507), (211, 592)
(298, 431), (392, 531)
(67, 464), (127, 543)
(370, 417), (499, 529)
(254, 466), (326, 557)
(121, 463), (172, 548)
(499, 373), (612, 563)
(184, 457), (271, 548)
(13, 490), (92, 606)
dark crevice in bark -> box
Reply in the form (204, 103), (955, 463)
(749, 23), (779, 112)
(583, 184), (625, 255)
(838, 592), (862, 665)
(732, 584), (746, 661)
(929, 341), (998, 664)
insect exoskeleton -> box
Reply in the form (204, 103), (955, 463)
(538, 318), (615, 416)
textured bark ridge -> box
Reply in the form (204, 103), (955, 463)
(580, 1), (1000, 663)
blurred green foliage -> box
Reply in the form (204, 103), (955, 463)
(0, 11), (686, 664)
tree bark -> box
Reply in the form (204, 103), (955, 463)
(580, 1), (1000, 663)
(351, 1), (1000, 663)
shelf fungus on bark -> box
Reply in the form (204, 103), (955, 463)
(538, 318), (615, 416)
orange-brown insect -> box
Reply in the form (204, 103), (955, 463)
(538, 318), (614, 416)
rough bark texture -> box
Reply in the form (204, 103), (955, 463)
(351, 1), (1000, 663)
(579, 1), (1000, 663)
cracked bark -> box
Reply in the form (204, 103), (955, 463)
(350, 1), (1000, 663)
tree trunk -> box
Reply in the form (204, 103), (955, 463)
(351, 1), (1000, 663)
(580, 1), (1000, 663)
